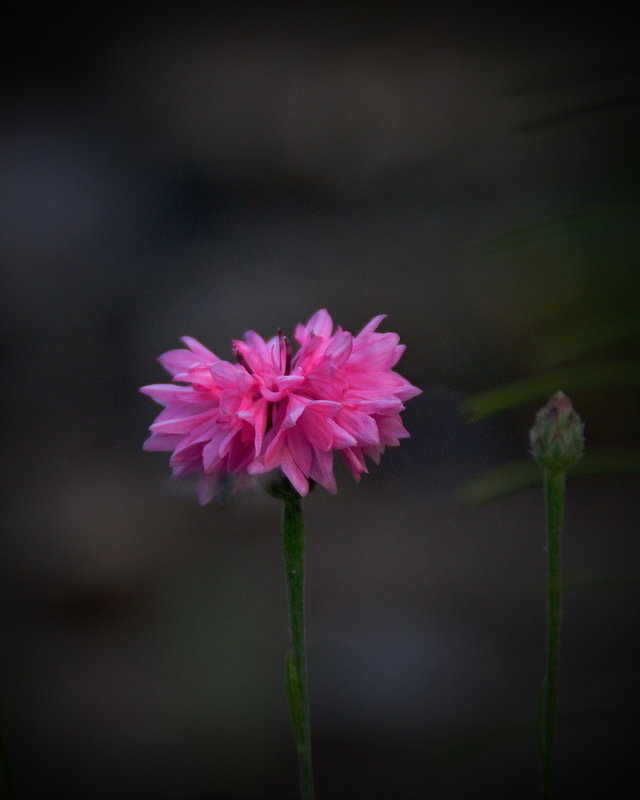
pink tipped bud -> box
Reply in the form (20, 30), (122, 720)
(529, 391), (585, 471)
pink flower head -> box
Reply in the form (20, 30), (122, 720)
(140, 310), (421, 503)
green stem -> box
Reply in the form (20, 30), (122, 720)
(270, 479), (314, 800)
(541, 468), (565, 799)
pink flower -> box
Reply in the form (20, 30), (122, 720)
(141, 310), (421, 503)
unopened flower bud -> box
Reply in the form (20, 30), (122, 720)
(529, 391), (585, 471)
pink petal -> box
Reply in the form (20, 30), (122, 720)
(227, 440), (254, 472)
(266, 335), (282, 371)
(201, 427), (234, 471)
(307, 400), (341, 417)
(158, 349), (205, 377)
(237, 332), (274, 373)
(280, 446), (310, 496)
(150, 408), (217, 434)
(237, 398), (268, 455)
(172, 418), (218, 456)
(363, 445), (383, 465)
(299, 410), (334, 451)
(396, 380), (422, 401)
(325, 419), (358, 449)
(350, 396), (403, 414)
(171, 462), (198, 478)
(325, 330), (353, 366)
(275, 374), (305, 390)
(377, 417), (410, 446)
(309, 448), (337, 494)
(260, 386), (283, 402)
(223, 425), (245, 457)
(335, 409), (380, 446)
(350, 332), (401, 370)
(302, 309), (333, 341)
(139, 383), (194, 406)
(293, 331), (323, 361)
(242, 331), (270, 360)
(170, 441), (204, 467)
(197, 473), (217, 505)
(287, 427), (313, 476)
(341, 447), (367, 479)
(143, 432), (181, 451)
(210, 360), (242, 389)
(284, 395), (310, 428)
(357, 314), (387, 337)
(235, 369), (255, 393)
(180, 336), (219, 362)
(150, 399), (214, 426)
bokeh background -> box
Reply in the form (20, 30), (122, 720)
(2, 6), (639, 799)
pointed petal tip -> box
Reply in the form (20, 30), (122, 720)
(197, 474), (217, 505)
(358, 313), (388, 336)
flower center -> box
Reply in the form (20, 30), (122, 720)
(278, 328), (292, 375)
(233, 346), (253, 374)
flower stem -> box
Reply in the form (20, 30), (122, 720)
(270, 479), (314, 800)
(540, 468), (565, 799)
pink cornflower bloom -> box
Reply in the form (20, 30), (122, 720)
(140, 310), (421, 503)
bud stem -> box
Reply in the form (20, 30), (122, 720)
(540, 468), (565, 799)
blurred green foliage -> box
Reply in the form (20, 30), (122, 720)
(462, 361), (640, 422)
(461, 447), (640, 506)
(461, 204), (640, 505)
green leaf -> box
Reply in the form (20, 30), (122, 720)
(460, 460), (541, 505)
(471, 209), (595, 257)
(470, 204), (639, 259)
(533, 310), (640, 368)
(462, 361), (640, 420)
(571, 447), (640, 477)
(509, 60), (640, 96)
(517, 95), (640, 132)
(460, 448), (640, 506)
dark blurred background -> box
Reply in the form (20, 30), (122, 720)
(2, 6), (639, 799)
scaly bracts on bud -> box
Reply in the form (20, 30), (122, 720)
(529, 391), (585, 472)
